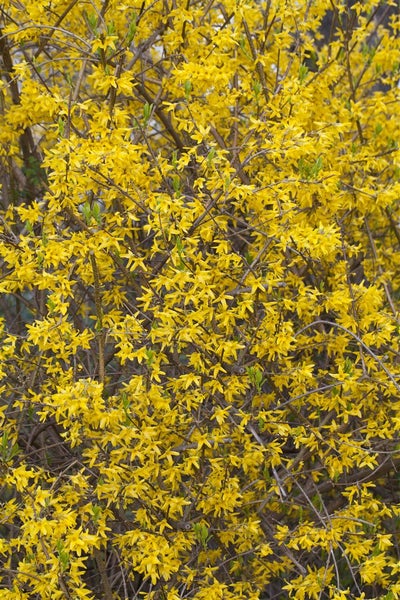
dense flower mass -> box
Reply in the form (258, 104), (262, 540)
(0, 0), (399, 598)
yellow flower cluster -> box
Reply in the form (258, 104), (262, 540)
(0, 0), (399, 598)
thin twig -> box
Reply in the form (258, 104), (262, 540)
(89, 252), (105, 385)
(295, 319), (400, 392)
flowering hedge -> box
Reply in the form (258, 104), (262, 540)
(0, 1), (399, 598)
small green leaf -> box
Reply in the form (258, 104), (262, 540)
(47, 298), (56, 314)
(207, 147), (216, 166)
(106, 21), (116, 35)
(143, 102), (153, 124)
(298, 63), (309, 83)
(86, 12), (98, 33)
(58, 117), (65, 136)
(176, 235), (183, 254)
(253, 81), (261, 98)
(184, 79), (192, 98)
(80, 201), (92, 224)
(344, 357), (353, 376)
(56, 541), (70, 571)
(172, 175), (180, 194)
(92, 201), (102, 224)
(146, 349), (155, 366)
(91, 504), (102, 522)
(127, 14), (137, 44)
(193, 523), (211, 549)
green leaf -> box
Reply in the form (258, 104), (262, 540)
(207, 147), (216, 166)
(184, 79), (192, 98)
(87, 13), (97, 32)
(172, 175), (180, 194)
(92, 201), (102, 224)
(127, 14), (137, 44)
(58, 117), (65, 136)
(298, 63), (309, 83)
(143, 102), (153, 124)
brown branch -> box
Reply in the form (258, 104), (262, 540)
(89, 252), (105, 385)
(0, 27), (37, 183)
(93, 547), (114, 600)
(242, 18), (269, 102)
(134, 81), (185, 152)
(209, 125), (250, 185)
(33, 0), (80, 59)
(364, 216), (398, 319)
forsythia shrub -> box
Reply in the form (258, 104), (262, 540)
(0, 0), (399, 598)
